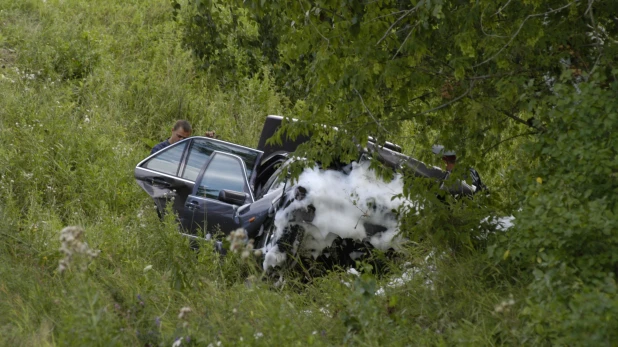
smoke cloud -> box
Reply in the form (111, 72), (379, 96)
(263, 161), (415, 270)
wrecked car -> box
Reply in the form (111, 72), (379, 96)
(135, 116), (484, 271)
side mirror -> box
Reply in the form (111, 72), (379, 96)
(218, 189), (249, 206)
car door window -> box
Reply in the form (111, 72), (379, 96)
(143, 142), (188, 176)
(196, 153), (249, 199)
(181, 138), (262, 181)
(182, 140), (213, 181)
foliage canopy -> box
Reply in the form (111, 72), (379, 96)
(181, 0), (618, 342)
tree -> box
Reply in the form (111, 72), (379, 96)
(182, 0), (618, 342)
(238, 0), (614, 159)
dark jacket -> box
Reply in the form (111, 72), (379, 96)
(150, 140), (170, 155)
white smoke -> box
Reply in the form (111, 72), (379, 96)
(263, 161), (416, 270)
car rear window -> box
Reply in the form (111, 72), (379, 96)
(143, 141), (188, 176)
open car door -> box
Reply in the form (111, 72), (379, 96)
(180, 151), (255, 237)
(135, 137), (263, 219)
(134, 140), (193, 216)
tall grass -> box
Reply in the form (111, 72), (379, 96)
(0, 0), (525, 345)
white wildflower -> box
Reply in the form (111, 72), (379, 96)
(58, 226), (100, 273)
(319, 307), (332, 318)
(347, 268), (360, 276)
(494, 295), (516, 313)
(178, 306), (192, 319)
(226, 228), (247, 252)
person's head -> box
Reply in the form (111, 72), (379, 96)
(442, 155), (457, 172)
(169, 120), (192, 144)
(432, 145), (457, 171)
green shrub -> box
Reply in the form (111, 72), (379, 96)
(504, 76), (618, 344)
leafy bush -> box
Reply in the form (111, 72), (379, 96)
(179, 0), (265, 85)
(505, 76), (618, 344)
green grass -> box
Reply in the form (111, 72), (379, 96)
(0, 0), (527, 345)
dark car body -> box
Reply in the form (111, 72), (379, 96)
(135, 132), (291, 241)
(135, 116), (481, 259)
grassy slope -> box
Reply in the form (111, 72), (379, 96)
(0, 0), (524, 345)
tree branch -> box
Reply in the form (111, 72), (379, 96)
(298, 0), (330, 45)
(500, 109), (545, 131)
(482, 131), (537, 157)
(467, 72), (517, 80)
(376, 0), (424, 46)
(387, 81), (475, 123)
(392, 23), (419, 59)
(366, 10), (409, 23)
(493, 0), (513, 16)
(480, 4), (508, 38)
(354, 88), (391, 135)
(473, 1), (574, 68)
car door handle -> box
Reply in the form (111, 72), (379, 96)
(186, 200), (199, 210)
(152, 178), (171, 188)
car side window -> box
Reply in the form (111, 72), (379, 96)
(182, 139), (214, 181)
(143, 142), (188, 176)
(196, 153), (249, 199)
(181, 139), (262, 182)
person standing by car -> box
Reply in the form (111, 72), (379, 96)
(150, 120), (193, 155)
(432, 145), (486, 193)
(432, 145), (457, 172)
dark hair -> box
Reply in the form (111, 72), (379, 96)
(173, 120), (192, 133)
(442, 155), (457, 164)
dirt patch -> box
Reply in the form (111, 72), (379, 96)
(0, 48), (17, 68)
